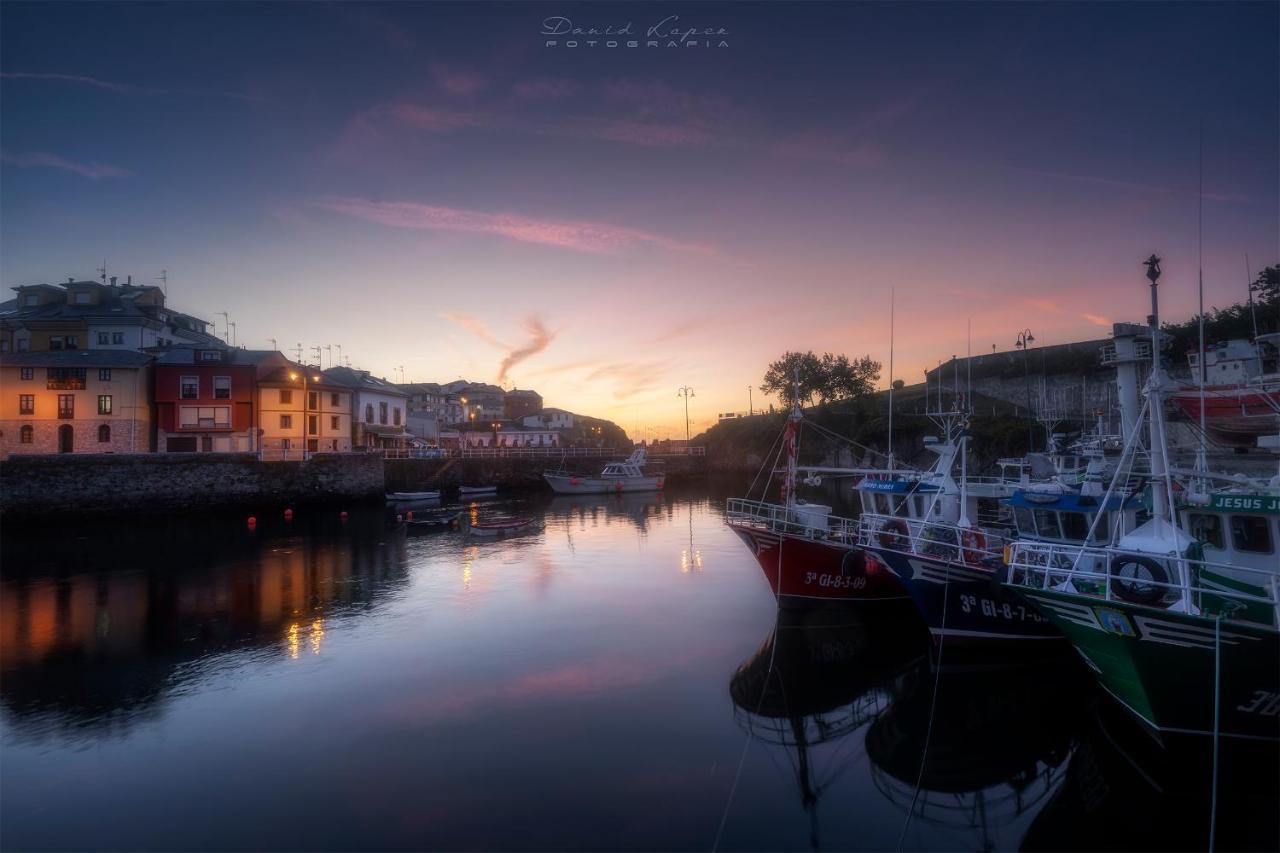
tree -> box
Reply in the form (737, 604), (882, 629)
(820, 352), (881, 402)
(761, 350), (883, 408)
(761, 351), (825, 407)
(1251, 265), (1278, 306)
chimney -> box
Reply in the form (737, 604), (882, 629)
(67, 277), (74, 284)
(110, 276), (117, 286)
(126, 275), (132, 286)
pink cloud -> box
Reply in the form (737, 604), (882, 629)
(1081, 312), (1112, 327)
(512, 78), (580, 101)
(1, 71), (140, 93)
(432, 66), (487, 97)
(1023, 297), (1064, 314)
(379, 103), (481, 131)
(319, 196), (712, 256)
(585, 118), (714, 148)
(1, 150), (131, 179)
(770, 134), (887, 168)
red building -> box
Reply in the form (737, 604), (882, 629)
(153, 347), (286, 452)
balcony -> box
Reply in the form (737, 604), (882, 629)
(46, 378), (86, 390)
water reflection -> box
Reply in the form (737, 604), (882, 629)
(730, 602), (929, 850)
(0, 508), (408, 741)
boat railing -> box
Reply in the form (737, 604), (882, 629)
(1007, 541), (1280, 628)
(724, 498), (860, 543)
(856, 513), (1009, 563)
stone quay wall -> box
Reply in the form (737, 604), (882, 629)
(0, 452), (384, 517)
(384, 454), (709, 492)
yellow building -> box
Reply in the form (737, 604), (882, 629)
(256, 362), (352, 459)
(0, 351), (152, 458)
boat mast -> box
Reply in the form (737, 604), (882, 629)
(1194, 131), (1209, 495)
(887, 284), (895, 471)
(782, 370), (802, 508)
(1143, 255), (1174, 524)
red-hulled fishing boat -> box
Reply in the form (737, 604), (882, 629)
(725, 399), (908, 605)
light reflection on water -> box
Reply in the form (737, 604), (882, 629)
(0, 485), (1274, 851)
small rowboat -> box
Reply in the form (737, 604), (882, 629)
(387, 491), (441, 501)
(469, 517), (536, 537)
(458, 485), (498, 496)
(406, 511), (462, 532)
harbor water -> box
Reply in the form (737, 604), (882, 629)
(1, 484), (1274, 851)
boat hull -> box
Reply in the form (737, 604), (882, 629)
(543, 473), (664, 494)
(1012, 586), (1280, 742)
(387, 491), (440, 501)
(865, 547), (1063, 646)
(728, 524), (907, 604)
(1170, 386), (1280, 439)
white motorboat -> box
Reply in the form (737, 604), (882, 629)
(458, 485), (498, 496)
(386, 490), (441, 501)
(543, 448), (665, 494)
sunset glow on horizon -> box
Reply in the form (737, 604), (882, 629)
(2, 2), (1276, 436)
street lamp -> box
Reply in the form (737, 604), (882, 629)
(1014, 329), (1036, 451)
(677, 386), (695, 448)
(747, 385), (753, 416)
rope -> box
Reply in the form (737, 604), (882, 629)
(896, 575), (948, 851)
(747, 426), (786, 502)
(712, 532), (785, 851)
(1209, 613), (1222, 852)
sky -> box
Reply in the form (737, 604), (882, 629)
(2, 2), (1276, 438)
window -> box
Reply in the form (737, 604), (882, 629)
(1230, 515), (1273, 554)
(98, 332), (110, 345)
(112, 332), (124, 345)
(1189, 513), (1224, 550)
(57, 394), (74, 419)
(393, 407), (401, 426)
(281, 438), (292, 450)
(330, 415), (339, 430)
(379, 402), (388, 424)
(213, 376), (231, 399)
(330, 392), (339, 407)
(50, 336), (64, 351)
(180, 376), (199, 399)
(279, 389), (293, 405)
(73, 292), (92, 305)
(1033, 509), (1063, 540)
(19, 424), (33, 444)
(99, 368), (112, 381)
(200, 351), (219, 361)
(280, 414), (293, 429)
(1, 341), (7, 352)
(201, 436), (213, 452)
(98, 395), (112, 415)
(307, 439), (318, 453)
(20, 368), (33, 380)
(308, 391), (318, 411)
(1060, 512), (1090, 542)
(180, 407), (197, 427)
(23, 295), (39, 307)
(1014, 506), (1035, 536)
(308, 415), (318, 435)
(17, 339), (29, 352)
(365, 404), (373, 423)
(19, 394), (34, 415)
(47, 368), (86, 389)
(98, 424), (111, 443)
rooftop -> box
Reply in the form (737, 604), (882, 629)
(323, 366), (409, 396)
(0, 349), (153, 368)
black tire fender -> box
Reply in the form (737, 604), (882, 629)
(1109, 555), (1169, 605)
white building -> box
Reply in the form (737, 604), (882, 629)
(323, 366), (408, 450)
(521, 408), (575, 430)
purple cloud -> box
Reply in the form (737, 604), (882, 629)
(1, 151), (132, 179)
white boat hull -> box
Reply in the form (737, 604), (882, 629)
(543, 473), (665, 494)
(387, 491), (440, 501)
(459, 486), (497, 496)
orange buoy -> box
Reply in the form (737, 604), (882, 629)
(284, 508), (293, 521)
(247, 516), (257, 528)
(406, 510), (414, 520)
(340, 511), (349, 521)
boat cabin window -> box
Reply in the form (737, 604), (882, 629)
(1033, 509), (1062, 540)
(1188, 513), (1225, 550)
(1014, 506), (1035, 535)
(1230, 515), (1273, 554)
(1059, 511), (1090, 542)
(911, 495), (930, 518)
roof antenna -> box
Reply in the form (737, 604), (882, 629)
(156, 269), (168, 297)
(269, 337), (278, 352)
(229, 321), (237, 348)
(293, 342), (303, 361)
(97, 260), (108, 284)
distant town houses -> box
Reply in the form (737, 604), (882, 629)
(0, 276), (626, 460)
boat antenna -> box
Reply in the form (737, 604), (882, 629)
(887, 284), (895, 471)
(1195, 123), (1209, 489)
(1245, 252), (1259, 341)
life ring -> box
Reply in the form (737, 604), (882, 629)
(877, 518), (909, 551)
(1110, 555), (1170, 605)
(960, 529), (988, 565)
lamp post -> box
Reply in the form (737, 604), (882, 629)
(677, 386), (695, 449)
(1014, 329), (1035, 451)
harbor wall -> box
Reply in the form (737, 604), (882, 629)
(383, 454), (709, 492)
(0, 452), (384, 517)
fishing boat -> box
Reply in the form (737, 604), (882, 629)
(458, 485), (498, 497)
(725, 396), (909, 605)
(386, 490), (441, 501)
(543, 448), (665, 494)
(1169, 334), (1280, 444)
(469, 517), (537, 537)
(1004, 257), (1280, 743)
